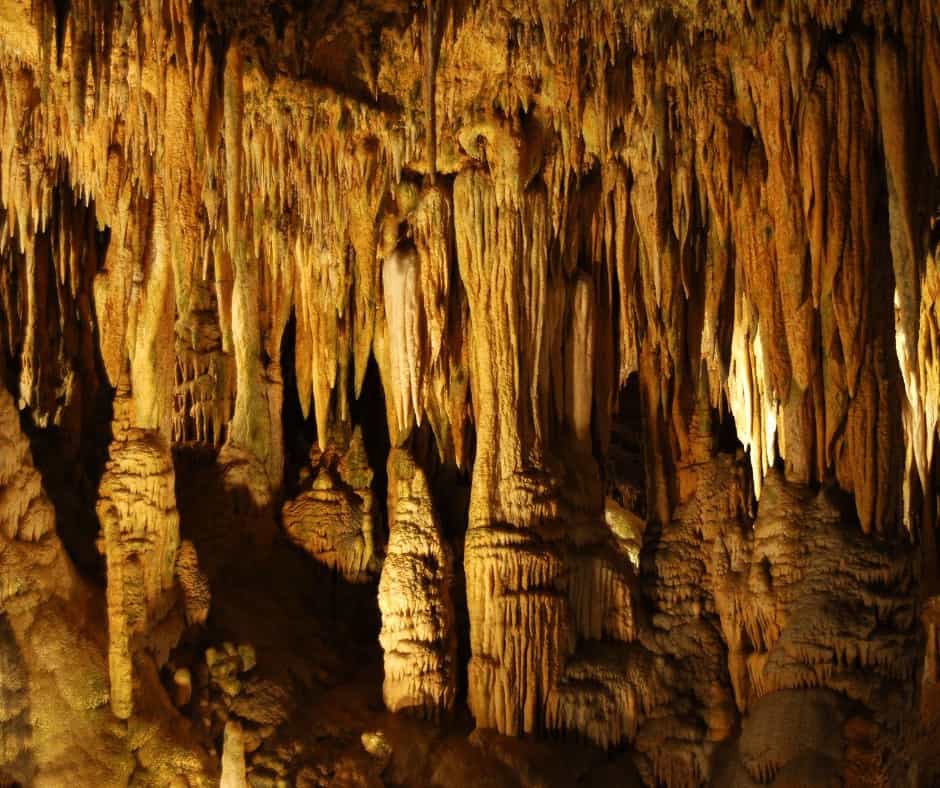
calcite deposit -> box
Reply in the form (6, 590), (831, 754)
(379, 447), (456, 719)
(0, 0), (939, 785)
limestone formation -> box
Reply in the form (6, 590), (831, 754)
(0, 0), (938, 785)
(220, 720), (248, 788)
(0, 368), (212, 786)
(176, 540), (211, 627)
(96, 391), (182, 719)
(379, 447), (457, 719)
(282, 426), (380, 583)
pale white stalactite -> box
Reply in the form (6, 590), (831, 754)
(383, 244), (422, 444)
(566, 273), (595, 448)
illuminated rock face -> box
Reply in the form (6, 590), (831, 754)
(0, 0), (939, 785)
(282, 425), (380, 583)
(379, 447), (457, 719)
(96, 390), (183, 719)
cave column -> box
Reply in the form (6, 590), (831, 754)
(96, 55), (193, 720)
(454, 167), (571, 736)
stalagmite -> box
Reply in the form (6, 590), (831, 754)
(96, 392), (182, 719)
(379, 447), (456, 719)
(282, 426), (380, 582)
(220, 720), (248, 788)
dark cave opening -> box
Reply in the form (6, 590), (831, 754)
(165, 314), (395, 721)
(170, 439), (386, 769)
(607, 373), (647, 519)
(350, 352), (392, 546)
(279, 308), (317, 497)
(279, 308), (393, 536)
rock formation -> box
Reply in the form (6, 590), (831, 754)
(220, 720), (248, 788)
(0, 364), (212, 785)
(379, 447), (457, 719)
(282, 425), (381, 582)
(176, 539), (211, 627)
(0, 0), (938, 785)
(96, 388), (183, 718)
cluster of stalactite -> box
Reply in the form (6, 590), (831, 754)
(0, 0), (939, 784)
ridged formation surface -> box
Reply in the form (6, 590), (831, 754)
(379, 447), (457, 719)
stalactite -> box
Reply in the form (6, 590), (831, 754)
(382, 244), (422, 444)
(173, 281), (236, 447)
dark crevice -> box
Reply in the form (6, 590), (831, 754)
(351, 353), (391, 544)
(279, 308), (317, 497)
(606, 373), (646, 519)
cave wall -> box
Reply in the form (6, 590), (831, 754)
(0, 0), (938, 784)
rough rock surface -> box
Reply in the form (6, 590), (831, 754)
(0, 368), (212, 786)
(0, 0), (938, 785)
(379, 447), (457, 719)
(96, 389), (183, 718)
(282, 426), (381, 583)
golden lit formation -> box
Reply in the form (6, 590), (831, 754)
(0, 0), (939, 785)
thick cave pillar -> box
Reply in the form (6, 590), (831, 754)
(455, 167), (565, 736)
(454, 143), (640, 740)
(97, 184), (183, 720)
(224, 44), (270, 474)
(95, 56), (202, 720)
(221, 41), (281, 489)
